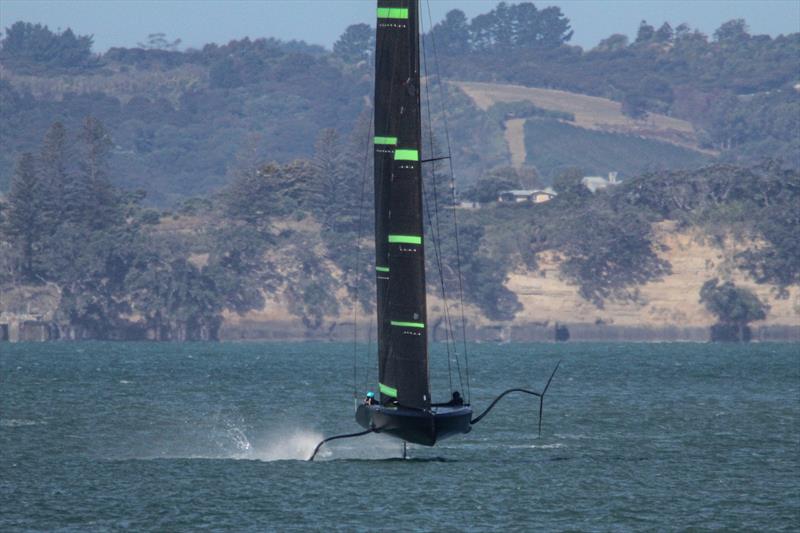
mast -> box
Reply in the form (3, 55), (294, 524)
(374, 0), (430, 409)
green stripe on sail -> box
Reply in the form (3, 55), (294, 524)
(391, 320), (425, 329)
(377, 7), (409, 19)
(388, 234), (422, 245)
(394, 149), (419, 161)
(379, 383), (398, 398)
(376, 266), (390, 273)
(374, 136), (397, 145)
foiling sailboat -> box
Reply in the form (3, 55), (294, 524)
(309, 0), (559, 461)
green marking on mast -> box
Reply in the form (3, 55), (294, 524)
(379, 383), (398, 398)
(391, 320), (425, 329)
(374, 136), (398, 145)
(388, 235), (422, 245)
(394, 149), (419, 161)
(377, 7), (409, 19)
(376, 266), (390, 273)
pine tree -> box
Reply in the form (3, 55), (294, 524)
(39, 121), (70, 231)
(74, 116), (118, 229)
(310, 128), (346, 230)
(5, 152), (44, 279)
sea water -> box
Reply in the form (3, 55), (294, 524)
(1, 342), (798, 531)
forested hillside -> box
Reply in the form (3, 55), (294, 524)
(1, 3), (798, 201)
(1, 3), (798, 341)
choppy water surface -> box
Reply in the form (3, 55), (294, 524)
(1, 342), (798, 531)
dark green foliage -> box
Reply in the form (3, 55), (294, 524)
(333, 24), (374, 64)
(452, 223), (521, 321)
(0, 118), (268, 340)
(551, 167), (590, 203)
(431, 10), (798, 168)
(523, 118), (709, 181)
(74, 117), (120, 229)
(0, 22), (94, 71)
(429, 10), (471, 56)
(700, 278), (767, 342)
(545, 201), (671, 306)
(635, 21), (656, 43)
(469, 2), (572, 50)
(619, 162), (799, 293)
(1, 7), (798, 202)
(223, 160), (310, 225)
(736, 164), (800, 291)
(5, 153), (44, 279)
(38, 122), (70, 228)
(462, 166), (539, 204)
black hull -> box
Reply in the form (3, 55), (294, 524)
(355, 403), (472, 446)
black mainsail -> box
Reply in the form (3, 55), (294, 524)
(374, 0), (429, 410)
(308, 0), (560, 461)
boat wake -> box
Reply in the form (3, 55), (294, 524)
(220, 426), (404, 461)
(242, 428), (324, 462)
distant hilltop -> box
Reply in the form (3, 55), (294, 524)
(1, 11), (798, 199)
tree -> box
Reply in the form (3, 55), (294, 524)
(595, 34), (628, 52)
(4, 152), (44, 279)
(137, 33), (181, 51)
(700, 279), (768, 342)
(0, 21), (93, 69)
(552, 167), (590, 204)
(713, 19), (749, 44)
(635, 20), (655, 43)
(621, 92), (649, 120)
(309, 128), (347, 230)
(430, 10), (471, 55)
(39, 121), (70, 230)
(654, 22), (674, 43)
(72, 116), (118, 229)
(463, 170), (521, 204)
(333, 23), (373, 64)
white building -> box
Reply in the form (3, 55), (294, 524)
(497, 188), (557, 204)
(581, 172), (620, 193)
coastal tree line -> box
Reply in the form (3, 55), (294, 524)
(2, 115), (794, 340)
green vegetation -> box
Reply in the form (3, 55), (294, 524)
(2, 6), (798, 200)
(523, 118), (710, 180)
(431, 6), (799, 167)
(700, 278), (768, 342)
(1, 5), (798, 337)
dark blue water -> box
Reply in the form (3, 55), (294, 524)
(1, 342), (798, 531)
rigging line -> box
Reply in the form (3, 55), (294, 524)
(419, 1), (463, 397)
(420, 8), (462, 396)
(419, 10), (454, 388)
(421, 179), (453, 394)
(352, 112), (374, 399)
(425, 0), (471, 403)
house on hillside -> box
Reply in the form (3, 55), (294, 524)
(497, 188), (557, 204)
(582, 172), (620, 193)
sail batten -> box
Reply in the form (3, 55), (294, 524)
(374, 0), (430, 409)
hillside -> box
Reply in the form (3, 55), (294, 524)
(220, 222), (799, 341)
(455, 80), (708, 152)
(455, 81), (714, 178)
(1, 8), (798, 343)
(2, 10), (798, 201)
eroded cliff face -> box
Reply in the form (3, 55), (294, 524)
(221, 224), (799, 341)
(0, 283), (61, 341)
(505, 224), (798, 328)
